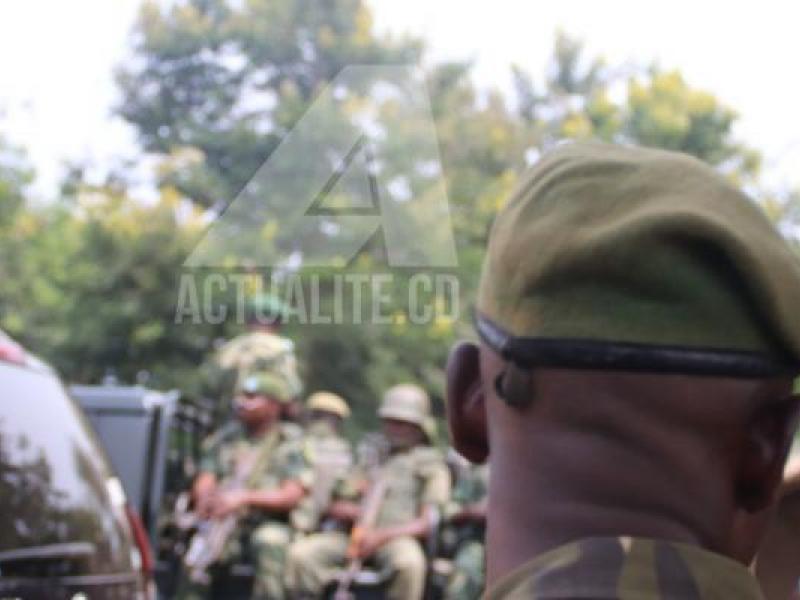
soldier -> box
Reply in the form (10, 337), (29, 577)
(287, 384), (451, 600)
(291, 392), (354, 535)
(442, 451), (487, 600)
(215, 292), (303, 399)
(445, 142), (800, 598)
(178, 372), (311, 600)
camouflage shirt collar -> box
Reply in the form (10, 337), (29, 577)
(484, 536), (763, 600)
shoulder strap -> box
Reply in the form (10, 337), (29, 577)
(242, 428), (281, 489)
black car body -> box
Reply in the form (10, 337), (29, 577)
(0, 331), (152, 599)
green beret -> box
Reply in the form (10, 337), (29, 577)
(238, 372), (292, 403)
(477, 142), (800, 376)
(246, 293), (288, 323)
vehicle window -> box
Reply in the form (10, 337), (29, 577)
(0, 362), (132, 570)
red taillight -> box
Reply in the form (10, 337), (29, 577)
(0, 340), (26, 365)
(124, 503), (154, 576)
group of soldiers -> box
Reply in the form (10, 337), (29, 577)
(178, 141), (800, 599)
(176, 298), (486, 600)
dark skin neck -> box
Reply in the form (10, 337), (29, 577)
(244, 417), (274, 438)
(482, 364), (794, 586)
(444, 342), (798, 590)
(486, 428), (711, 584)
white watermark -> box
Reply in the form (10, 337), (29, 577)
(175, 272), (459, 325)
(178, 65), (461, 325)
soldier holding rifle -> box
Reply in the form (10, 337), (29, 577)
(291, 392), (354, 535)
(287, 384), (451, 600)
(176, 372), (311, 600)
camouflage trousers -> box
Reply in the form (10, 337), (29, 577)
(175, 520), (293, 600)
(287, 531), (427, 600)
(444, 540), (485, 600)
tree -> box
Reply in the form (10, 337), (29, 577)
(511, 32), (761, 180)
(113, 20), (775, 432)
(0, 137), (33, 232)
(0, 184), (232, 394)
(117, 0), (421, 209)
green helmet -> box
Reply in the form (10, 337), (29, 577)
(379, 384), (431, 427)
(238, 372), (292, 403)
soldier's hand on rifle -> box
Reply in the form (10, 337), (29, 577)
(209, 489), (249, 518)
(327, 500), (362, 523)
(450, 500), (487, 525)
(192, 472), (218, 518)
(352, 528), (388, 559)
(195, 493), (216, 519)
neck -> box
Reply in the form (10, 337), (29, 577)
(485, 437), (728, 588)
(245, 419), (275, 438)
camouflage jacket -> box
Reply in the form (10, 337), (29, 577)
(199, 420), (311, 522)
(445, 462), (488, 520)
(373, 445), (451, 528)
(291, 420), (353, 533)
(484, 536), (763, 599)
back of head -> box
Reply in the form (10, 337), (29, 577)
(447, 142), (800, 582)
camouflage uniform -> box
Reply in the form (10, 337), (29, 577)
(291, 418), (353, 534)
(216, 330), (302, 397)
(484, 536), (764, 599)
(178, 420), (311, 600)
(287, 443), (451, 600)
(443, 462), (488, 600)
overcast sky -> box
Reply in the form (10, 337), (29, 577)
(1, 0), (798, 197)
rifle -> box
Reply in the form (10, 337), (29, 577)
(333, 437), (389, 600)
(181, 430), (279, 584)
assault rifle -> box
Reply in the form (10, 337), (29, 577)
(178, 430), (278, 584)
(333, 436), (389, 600)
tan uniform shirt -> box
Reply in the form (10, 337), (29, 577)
(374, 445), (451, 528)
(291, 420), (353, 533)
(485, 536), (763, 600)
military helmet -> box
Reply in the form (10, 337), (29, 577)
(379, 384), (431, 427)
(238, 372), (292, 403)
(307, 391), (351, 419)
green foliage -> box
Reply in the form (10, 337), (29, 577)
(0, 138), (33, 231)
(511, 32), (760, 179)
(0, 186), (233, 392)
(117, 0), (421, 208)
(0, 18), (781, 436)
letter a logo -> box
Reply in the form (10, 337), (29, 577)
(185, 66), (457, 269)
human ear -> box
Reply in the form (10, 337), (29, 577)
(736, 393), (800, 513)
(446, 341), (489, 463)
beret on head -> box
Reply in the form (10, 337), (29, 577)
(477, 142), (800, 376)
